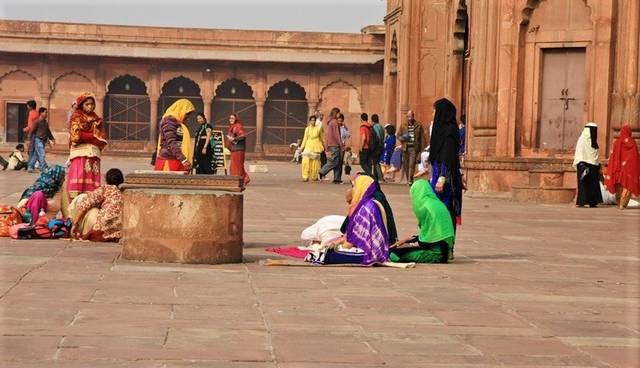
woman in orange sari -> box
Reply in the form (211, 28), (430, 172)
(226, 113), (250, 185)
(67, 93), (107, 199)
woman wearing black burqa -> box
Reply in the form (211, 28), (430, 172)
(573, 122), (602, 207)
(428, 98), (463, 251)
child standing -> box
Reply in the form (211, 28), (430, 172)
(343, 147), (356, 178)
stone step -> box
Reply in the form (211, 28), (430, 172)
(511, 185), (576, 203)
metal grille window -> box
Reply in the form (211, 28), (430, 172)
(212, 79), (256, 152)
(104, 75), (150, 141)
(264, 80), (308, 146)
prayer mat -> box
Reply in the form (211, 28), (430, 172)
(265, 246), (309, 259)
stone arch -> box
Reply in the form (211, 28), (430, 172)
(106, 74), (148, 95)
(0, 69), (40, 142)
(49, 71), (96, 136)
(159, 75), (203, 134)
(264, 79), (308, 145)
(520, 0), (593, 26)
(0, 69), (39, 84)
(319, 79), (363, 109)
(50, 71), (94, 96)
(212, 78), (257, 151)
(389, 32), (398, 74)
(318, 79), (364, 147)
(104, 74), (151, 141)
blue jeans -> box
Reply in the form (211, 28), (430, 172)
(319, 146), (343, 182)
(27, 138), (48, 171)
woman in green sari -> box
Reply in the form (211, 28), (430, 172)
(390, 174), (455, 263)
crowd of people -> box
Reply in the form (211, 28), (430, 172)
(1, 93), (638, 262)
(294, 98), (465, 266)
(2, 95), (255, 241)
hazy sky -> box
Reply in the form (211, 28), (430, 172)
(0, 0), (387, 33)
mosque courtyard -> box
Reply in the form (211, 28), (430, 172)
(0, 155), (638, 368)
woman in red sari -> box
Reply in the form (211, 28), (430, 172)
(605, 125), (640, 209)
(67, 93), (107, 199)
(226, 113), (250, 185)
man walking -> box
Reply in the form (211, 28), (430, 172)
(370, 114), (385, 181)
(319, 107), (343, 183)
(398, 110), (426, 185)
(27, 107), (55, 172)
(23, 100), (39, 162)
(358, 113), (373, 176)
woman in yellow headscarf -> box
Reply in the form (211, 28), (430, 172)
(155, 99), (195, 172)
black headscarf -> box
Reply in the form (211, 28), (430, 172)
(429, 98), (460, 171)
(588, 125), (599, 149)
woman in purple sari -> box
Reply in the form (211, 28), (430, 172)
(305, 174), (392, 265)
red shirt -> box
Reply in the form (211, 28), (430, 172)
(360, 122), (372, 150)
(26, 110), (39, 134)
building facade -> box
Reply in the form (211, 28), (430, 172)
(0, 20), (384, 155)
(384, 0), (639, 201)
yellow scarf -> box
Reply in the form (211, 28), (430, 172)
(157, 99), (194, 165)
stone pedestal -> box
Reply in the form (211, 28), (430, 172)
(120, 174), (244, 264)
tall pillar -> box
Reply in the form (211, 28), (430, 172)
(149, 95), (159, 146)
(624, 0), (640, 130)
(307, 101), (319, 117)
(398, 5), (411, 123)
(95, 94), (105, 118)
(255, 99), (265, 153)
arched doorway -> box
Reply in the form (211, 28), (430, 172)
(104, 74), (150, 141)
(264, 79), (308, 146)
(159, 76), (203, 135)
(212, 78), (256, 152)
(0, 70), (39, 142)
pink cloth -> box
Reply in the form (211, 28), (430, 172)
(67, 156), (101, 197)
(265, 246), (310, 260)
(26, 190), (47, 224)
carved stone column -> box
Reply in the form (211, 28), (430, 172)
(149, 95), (159, 146)
(255, 99), (265, 153)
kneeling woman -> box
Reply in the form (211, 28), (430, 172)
(391, 174), (455, 263)
(69, 168), (124, 242)
(305, 174), (395, 265)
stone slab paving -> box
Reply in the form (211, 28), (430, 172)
(0, 155), (638, 367)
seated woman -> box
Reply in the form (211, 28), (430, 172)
(69, 168), (124, 242)
(305, 174), (394, 265)
(17, 165), (68, 224)
(390, 170), (455, 263)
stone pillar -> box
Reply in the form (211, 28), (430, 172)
(94, 93), (105, 118)
(495, 0), (515, 157)
(398, 3), (412, 123)
(149, 95), (159, 146)
(255, 99), (265, 153)
(307, 100), (319, 117)
(624, 0), (640, 131)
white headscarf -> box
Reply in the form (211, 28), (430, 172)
(573, 122), (599, 167)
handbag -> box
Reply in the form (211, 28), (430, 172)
(0, 205), (24, 237)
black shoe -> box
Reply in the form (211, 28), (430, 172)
(332, 180), (343, 184)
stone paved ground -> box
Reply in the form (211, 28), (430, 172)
(1, 155), (639, 367)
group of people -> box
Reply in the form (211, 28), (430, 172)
(299, 98), (464, 266)
(574, 122), (640, 209)
(13, 93), (123, 242)
(296, 104), (467, 188)
(154, 99), (250, 185)
(1, 100), (55, 172)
